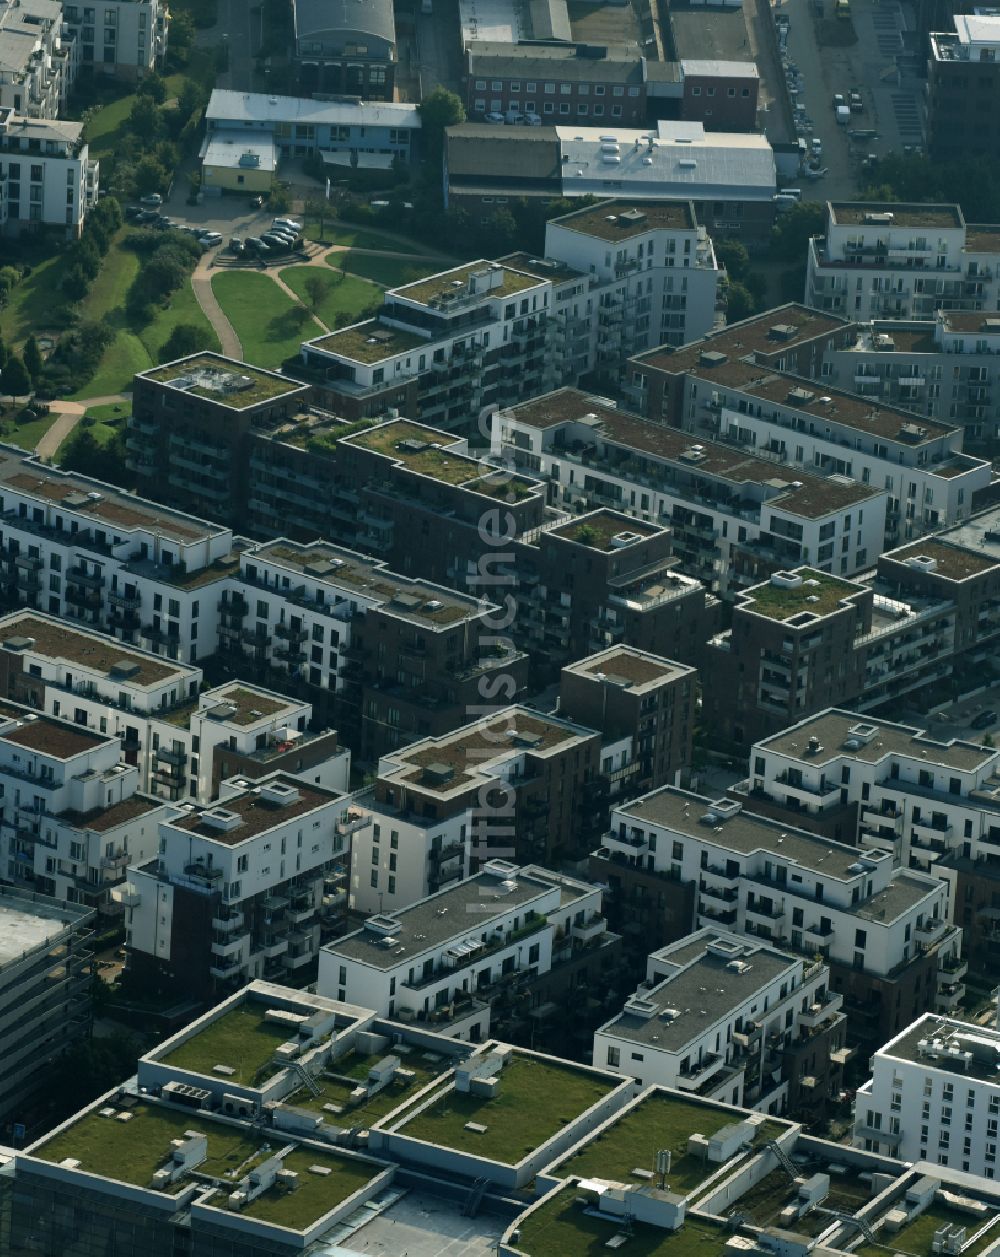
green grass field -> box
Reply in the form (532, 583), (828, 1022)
(334, 252), (431, 289)
(79, 72), (190, 162)
(0, 253), (64, 345)
(304, 222), (423, 253)
(212, 270), (322, 366)
(1, 411), (61, 451)
(279, 266), (381, 330)
(54, 402), (129, 463)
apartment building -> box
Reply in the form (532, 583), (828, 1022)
(122, 773), (352, 1000)
(0, 885), (92, 1127)
(292, 0), (395, 99)
(465, 42), (646, 124)
(0, 0), (74, 120)
(0, 700), (168, 913)
(632, 332), (991, 552)
(222, 537), (528, 760)
(805, 202), (1000, 321)
(299, 260), (560, 435)
(855, 1012), (1000, 1177)
(543, 201), (722, 354)
(818, 311), (1000, 452)
(320, 858), (619, 1043)
(592, 785), (962, 1049)
(63, 0), (168, 78)
(558, 646), (696, 803)
(496, 387), (885, 595)
(928, 14), (1000, 163)
(594, 928), (847, 1118)
(0, 112), (98, 236)
(128, 354), (312, 529)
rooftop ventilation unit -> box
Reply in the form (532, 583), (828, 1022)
(202, 808), (241, 833)
(364, 913), (402, 938)
(259, 781), (300, 806)
(699, 350), (727, 367)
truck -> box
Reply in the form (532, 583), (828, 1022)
(835, 105), (850, 125)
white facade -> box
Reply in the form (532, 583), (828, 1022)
(320, 859), (609, 1040)
(594, 929), (839, 1113)
(0, 707), (169, 910)
(0, 0), (74, 119)
(806, 202), (1000, 322)
(597, 788), (958, 978)
(544, 202), (721, 353)
(855, 1012), (1000, 1176)
(63, 0), (167, 78)
(0, 111), (97, 236)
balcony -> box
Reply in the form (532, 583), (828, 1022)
(699, 879), (738, 903)
(745, 899), (786, 923)
(805, 921), (835, 940)
(274, 623), (308, 643)
(799, 992), (843, 1030)
(259, 936), (288, 959)
(209, 956), (246, 981)
(67, 566), (105, 588)
(936, 983), (964, 1012)
(212, 912), (245, 933)
(571, 915), (607, 944)
(155, 745), (186, 766)
(109, 589), (141, 610)
(699, 905), (738, 926)
(100, 850), (127, 872)
(938, 955), (967, 982)
(917, 917), (948, 945)
(335, 808), (372, 837)
(211, 932), (249, 958)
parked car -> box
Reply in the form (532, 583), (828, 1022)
(244, 237), (270, 255)
(260, 233), (290, 250)
(229, 236), (244, 252)
(251, 195), (263, 208)
(832, 93), (846, 109)
(124, 205), (142, 220)
(139, 192), (163, 206)
(972, 709), (998, 729)
(272, 217), (302, 233)
(483, 112), (505, 124)
(849, 89), (863, 112)
(199, 231), (223, 245)
(515, 112), (542, 126)
(811, 137), (823, 157)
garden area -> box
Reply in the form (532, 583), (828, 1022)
(211, 271), (324, 367)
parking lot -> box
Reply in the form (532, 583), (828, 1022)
(901, 684), (1000, 745)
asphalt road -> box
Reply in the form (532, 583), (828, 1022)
(917, 686), (1000, 745)
(209, 0), (261, 92)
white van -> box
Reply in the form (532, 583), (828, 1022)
(778, 187), (802, 200)
(773, 193), (799, 211)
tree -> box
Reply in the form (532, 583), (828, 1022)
(129, 93), (163, 143)
(303, 272), (327, 313)
(61, 264), (89, 302)
(23, 335), (42, 381)
(269, 181), (290, 213)
(478, 207), (518, 254)
(168, 8), (195, 58)
(770, 201), (827, 263)
(139, 72), (167, 104)
(3, 354), (31, 398)
(158, 322), (212, 362)
(714, 238), (751, 283)
(305, 197), (328, 239)
(133, 154), (169, 197)
(725, 282), (757, 324)
(418, 86), (465, 160)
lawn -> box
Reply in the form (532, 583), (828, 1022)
(857, 1204), (1000, 1257)
(54, 402), (129, 463)
(212, 270), (322, 367)
(304, 222), (423, 253)
(515, 1186), (730, 1257)
(279, 266), (381, 332)
(398, 1055), (617, 1165)
(34, 1101), (266, 1187)
(0, 252), (64, 345)
(335, 252), (432, 289)
(232, 1147), (376, 1230)
(78, 72), (191, 162)
(552, 1095), (785, 1193)
(743, 567), (860, 621)
(288, 1048), (451, 1126)
(1, 410), (62, 451)
(161, 1004), (294, 1086)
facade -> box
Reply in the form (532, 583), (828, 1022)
(677, 60), (760, 130)
(631, 323), (992, 552)
(0, 111), (97, 236)
(204, 90), (419, 170)
(855, 1012), (1000, 1176)
(592, 785), (962, 1049)
(595, 928), (846, 1117)
(122, 773), (353, 1000)
(805, 202), (1000, 322)
(0, 0), (73, 120)
(320, 858), (619, 1042)
(63, 0), (167, 79)
(496, 387), (885, 595)
(292, 0), (395, 99)
(0, 885), (92, 1127)
(928, 14), (1000, 163)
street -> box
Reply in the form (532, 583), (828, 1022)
(200, 0), (261, 92)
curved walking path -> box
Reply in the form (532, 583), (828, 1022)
(35, 391), (131, 460)
(192, 256), (243, 360)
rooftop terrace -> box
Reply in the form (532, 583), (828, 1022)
(551, 200), (698, 241)
(394, 1052), (618, 1164)
(830, 203), (964, 229)
(343, 420), (485, 484)
(143, 354), (304, 408)
(552, 511), (662, 551)
(307, 319), (429, 364)
(572, 646), (692, 689)
(391, 261), (541, 307)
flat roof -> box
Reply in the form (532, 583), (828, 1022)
(618, 787), (881, 881)
(884, 538), (1000, 582)
(964, 225), (1000, 254)
(735, 569), (865, 622)
(496, 250), (586, 284)
(634, 304), (850, 371)
(197, 684), (298, 727)
(757, 709), (996, 773)
(0, 888), (88, 968)
(207, 88), (417, 129)
(669, 2), (752, 63)
(391, 261), (542, 308)
(567, 646), (694, 689)
(331, 866), (556, 969)
(855, 872), (940, 924)
(879, 1014), (1000, 1083)
(142, 354), (305, 409)
(171, 776), (337, 845)
(508, 390), (877, 519)
(929, 504), (1000, 565)
(203, 131), (276, 173)
(681, 58), (759, 78)
(253, 540), (487, 626)
(0, 715), (108, 760)
(467, 41), (643, 83)
(830, 203), (965, 229)
(57, 794), (164, 834)
(0, 612), (194, 687)
(600, 940), (795, 1049)
(551, 511), (663, 550)
(549, 199), (698, 241)
(306, 319), (429, 365)
(0, 450), (225, 545)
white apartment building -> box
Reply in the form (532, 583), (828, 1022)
(543, 201), (721, 355)
(0, 703), (168, 912)
(0, 0), (75, 119)
(496, 388), (885, 593)
(806, 203), (1000, 322)
(123, 773), (353, 997)
(820, 312), (1000, 449)
(594, 928), (844, 1114)
(319, 859), (610, 1041)
(0, 443), (237, 661)
(0, 111), (97, 236)
(855, 1012), (1000, 1177)
(600, 788), (955, 977)
(63, 0), (168, 79)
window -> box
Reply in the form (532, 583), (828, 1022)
(607, 1046), (620, 1066)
